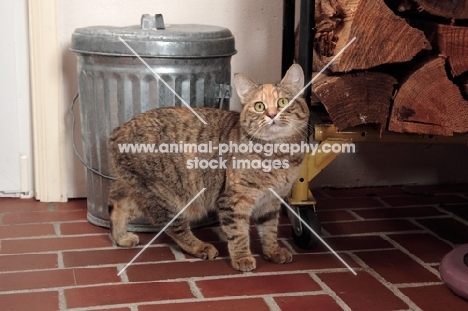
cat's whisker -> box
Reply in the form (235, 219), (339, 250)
(255, 125), (268, 143)
(288, 119), (311, 137)
(247, 119), (267, 142)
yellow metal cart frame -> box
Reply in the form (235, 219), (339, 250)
(287, 124), (468, 248)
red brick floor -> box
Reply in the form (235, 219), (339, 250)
(1, 184), (468, 310)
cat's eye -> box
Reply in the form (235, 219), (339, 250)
(254, 102), (265, 112)
(277, 98), (289, 108)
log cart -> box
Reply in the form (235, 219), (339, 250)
(284, 0), (468, 299)
(283, 0), (468, 268)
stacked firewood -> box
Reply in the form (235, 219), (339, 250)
(308, 0), (468, 136)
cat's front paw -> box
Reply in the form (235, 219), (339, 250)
(231, 256), (256, 272)
(194, 243), (219, 260)
(114, 233), (139, 247)
(263, 247), (292, 264)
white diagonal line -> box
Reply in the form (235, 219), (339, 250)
(117, 188), (207, 276)
(269, 188), (357, 275)
(271, 37), (357, 123)
(118, 36), (208, 125)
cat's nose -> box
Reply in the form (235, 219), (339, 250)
(267, 111), (277, 119)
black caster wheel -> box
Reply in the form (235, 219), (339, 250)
(291, 206), (321, 249)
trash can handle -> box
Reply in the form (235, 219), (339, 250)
(70, 94), (117, 181)
(141, 14), (165, 30)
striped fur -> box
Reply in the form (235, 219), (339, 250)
(108, 64), (309, 271)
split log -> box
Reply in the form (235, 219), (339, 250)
(413, 0), (468, 20)
(436, 24), (468, 77)
(313, 0), (431, 72)
(389, 56), (468, 136)
(312, 71), (397, 132)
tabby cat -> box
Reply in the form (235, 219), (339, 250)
(108, 64), (309, 272)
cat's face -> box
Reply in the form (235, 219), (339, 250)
(234, 64), (309, 142)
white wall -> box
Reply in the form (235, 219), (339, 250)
(59, 0), (284, 197)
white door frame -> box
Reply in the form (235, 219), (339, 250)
(28, 0), (67, 202)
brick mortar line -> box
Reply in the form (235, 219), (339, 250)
(0, 219), (94, 227)
(47, 203), (55, 211)
(0, 231), (223, 243)
(405, 218), (456, 248)
(0, 287), (60, 295)
(346, 210), (365, 221)
(57, 251), (65, 269)
(0, 268), (360, 296)
(262, 291), (327, 298)
(117, 264), (130, 283)
(0, 236), (395, 262)
(315, 207), (385, 212)
(143, 291), (330, 308)
(0, 249), (389, 274)
(348, 252), (423, 311)
(187, 279), (204, 299)
(54, 223), (61, 235)
(0, 206), (86, 214)
(275, 247), (399, 256)
(343, 247), (397, 253)
(317, 202), (467, 212)
(58, 289), (67, 310)
(0, 232), (109, 241)
(309, 272), (352, 311)
(0, 262), (167, 276)
(374, 196), (393, 208)
(141, 267), (361, 283)
(320, 214), (450, 225)
(380, 234), (441, 278)
(0, 243), (175, 256)
(323, 230), (426, 238)
(348, 204), (450, 214)
(434, 205), (468, 228)
(98, 250), (356, 267)
(395, 282), (444, 289)
(169, 244), (187, 261)
(343, 204), (443, 211)
(320, 215), (457, 226)
(262, 296), (281, 311)
(0, 256), (234, 274)
(61, 292), (325, 311)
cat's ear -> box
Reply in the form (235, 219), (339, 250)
(234, 73), (258, 104)
(280, 64), (304, 94)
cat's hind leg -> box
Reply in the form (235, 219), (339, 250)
(108, 199), (141, 247)
(165, 218), (218, 260)
(108, 181), (141, 247)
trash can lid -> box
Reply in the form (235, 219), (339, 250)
(71, 14), (236, 58)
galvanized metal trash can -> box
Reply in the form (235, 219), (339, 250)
(71, 14), (236, 231)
